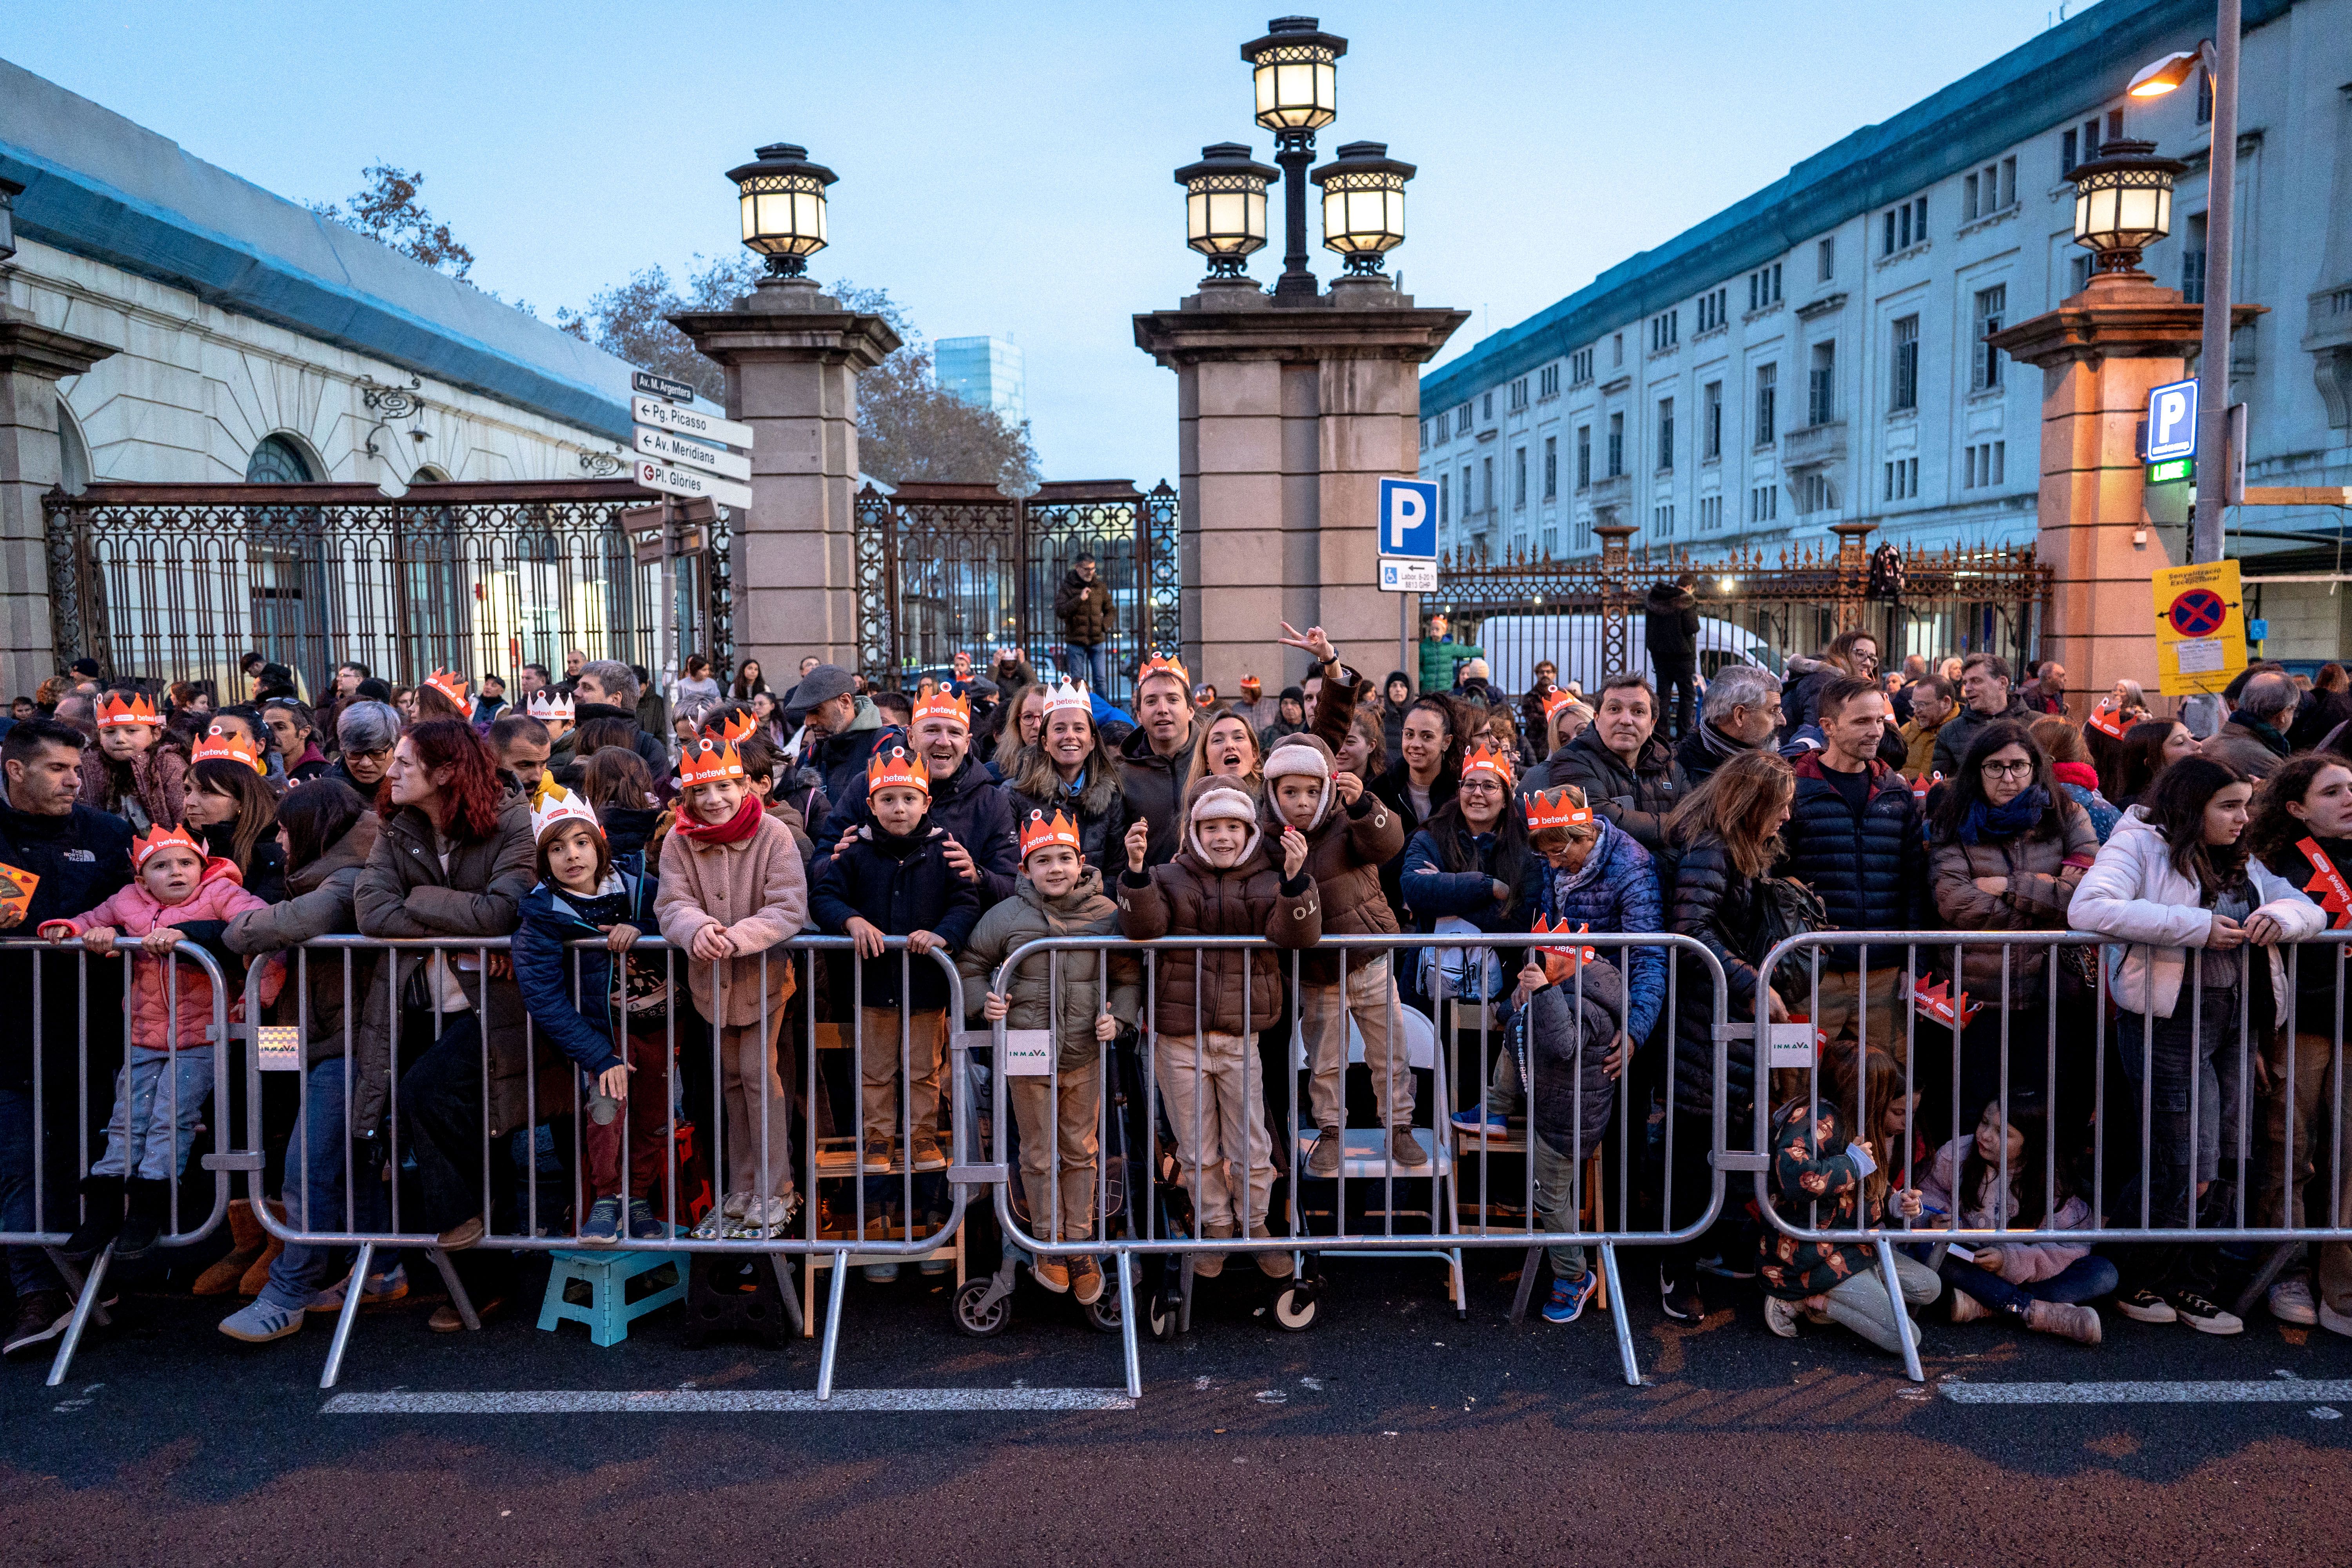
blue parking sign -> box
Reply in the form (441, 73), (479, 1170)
(2146, 378), (2198, 461)
(1379, 477), (1438, 559)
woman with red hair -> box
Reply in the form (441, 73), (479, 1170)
(351, 718), (546, 1328)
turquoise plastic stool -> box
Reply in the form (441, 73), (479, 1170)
(537, 1249), (688, 1347)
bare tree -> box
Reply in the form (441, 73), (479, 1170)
(555, 254), (762, 400)
(310, 165), (475, 279)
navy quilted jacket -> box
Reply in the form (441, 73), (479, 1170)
(1775, 752), (1925, 963)
(1530, 816), (1667, 1045)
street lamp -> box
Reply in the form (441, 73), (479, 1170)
(1311, 141), (1412, 275)
(726, 143), (836, 279)
(1175, 143), (1279, 281)
(2128, 49), (2203, 96)
(2067, 140), (2183, 274)
(1241, 16), (1348, 301)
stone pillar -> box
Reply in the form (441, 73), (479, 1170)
(1989, 270), (2263, 710)
(672, 278), (899, 673)
(0, 307), (114, 698)
(1134, 276), (1466, 693)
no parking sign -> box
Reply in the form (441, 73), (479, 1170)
(2151, 560), (2247, 697)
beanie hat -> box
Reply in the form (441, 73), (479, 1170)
(1264, 733), (1338, 831)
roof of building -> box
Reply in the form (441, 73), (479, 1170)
(0, 56), (633, 443)
(1420, 0), (2289, 412)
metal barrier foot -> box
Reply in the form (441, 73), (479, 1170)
(1117, 1258), (1143, 1400)
(815, 1250), (848, 1402)
(44, 1251), (111, 1331)
(1508, 1245), (1542, 1325)
(1877, 1240), (1924, 1384)
(320, 1241), (374, 1390)
(767, 1253), (806, 1339)
(426, 1249), (480, 1332)
(1600, 1243), (1642, 1387)
(46, 1245), (112, 1388)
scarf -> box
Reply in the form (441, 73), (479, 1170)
(1958, 786), (2048, 846)
(1695, 721), (1749, 765)
(2051, 761), (2099, 791)
(2231, 712), (2292, 757)
(670, 793), (765, 845)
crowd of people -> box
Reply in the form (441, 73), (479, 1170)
(3, 621), (2350, 1374)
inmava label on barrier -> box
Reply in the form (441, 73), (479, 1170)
(256, 1025), (303, 1072)
(1000, 1030), (1054, 1076)
(1767, 1022), (1822, 1070)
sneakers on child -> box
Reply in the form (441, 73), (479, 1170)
(2024, 1299), (2102, 1345)
(1032, 1256), (1071, 1294)
(1948, 1290), (1989, 1325)
(2270, 1274), (2320, 1326)
(2167, 1288), (2244, 1335)
(1388, 1126), (1430, 1169)
(1659, 1265), (1706, 1323)
(219, 1298), (304, 1343)
(909, 1134), (948, 1172)
(1544, 1270), (1601, 1325)
(1761, 1292), (1801, 1338)
(626, 1200), (670, 1242)
(1307, 1128), (1343, 1178)
(579, 1197), (622, 1244)
(307, 1265), (409, 1314)
(1451, 1107), (1509, 1136)
(1070, 1254), (1105, 1306)
(2116, 1287), (2178, 1323)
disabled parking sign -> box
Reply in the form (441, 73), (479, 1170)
(1378, 477), (1437, 594)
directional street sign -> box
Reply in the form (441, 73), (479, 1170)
(2150, 558), (2246, 697)
(633, 425), (751, 483)
(635, 457), (751, 511)
(631, 370), (697, 404)
(1377, 476), (1438, 596)
(631, 395), (755, 449)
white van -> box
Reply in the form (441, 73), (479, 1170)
(1476, 613), (1783, 698)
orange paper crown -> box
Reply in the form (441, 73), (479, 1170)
(675, 737), (744, 788)
(1018, 809), (1083, 862)
(2299, 838), (2352, 930)
(1136, 652), (1190, 689)
(1911, 769), (1942, 804)
(866, 744), (930, 798)
(191, 724), (263, 774)
(0, 862), (35, 916)
(709, 709), (759, 745)
(1530, 915), (1599, 969)
(132, 824), (204, 871)
(97, 693), (160, 730)
(1913, 978), (1982, 1028)
(424, 668), (470, 710)
(1541, 687), (1577, 722)
(913, 688), (971, 730)
(1525, 787), (1594, 833)
(1461, 742), (1514, 788)
(2087, 704), (2128, 739)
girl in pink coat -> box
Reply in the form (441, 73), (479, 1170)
(41, 824), (270, 1261)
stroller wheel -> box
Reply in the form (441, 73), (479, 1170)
(1083, 1285), (1122, 1335)
(1272, 1283), (1318, 1332)
(1148, 1288), (1180, 1343)
(953, 1278), (1010, 1338)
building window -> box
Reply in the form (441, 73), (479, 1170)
(1964, 172), (1978, 220)
(1965, 157), (2020, 221)
(1419, 419), (1430, 451)
(1461, 465), (1473, 521)
(1755, 364), (1777, 446)
(2083, 117), (2102, 160)
(1513, 445), (1527, 507)
(1748, 263), (1782, 312)
(1650, 310), (1680, 352)
(2070, 254), (2094, 296)
(1482, 391), (1494, 420)
(1890, 315), (1920, 412)
(246, 434), (315, 485)
(1606, 412), (1625, 477)
(1510, 376), (1529, 412)
(1657, 398), (1675, 472)
(1612, 332), (1624, 368)
(1699, 494), (1723, 532)
(1797, 472), (1837, 515)
(1973, 285), (2007, 391)
(1653, 503), (1675, 538)
(1455, 403), (1471, 436)
(1543, 521), (1557, 558)
(1883, 195), (1928, 254)
(2061, 127), (2079, 174)
(1481, 456), (1493, 512)
(1808, 340), (1837, 426)
(2182, 212), (2207, 303)
(1570, 348), (1593, 385)
(1964, 440), (2008, 488)
(1437, 472), (1449, 526)
(1575, 426), (1590, 490)
(1817, 236), (1835, 282)
(1539, 364), (1560, 399)
(1575, 513), (1592, 553)
(1748, 484), (1779, 524)
(1883, 457), (1918, 501)
(2106, 109), (2123, 145)
(1543, 435), (1557, 500)
(1702, 380), (1724, 460)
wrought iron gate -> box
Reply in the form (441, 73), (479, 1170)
(44, 479), (726, 700)
(853, 479), (1180, 703)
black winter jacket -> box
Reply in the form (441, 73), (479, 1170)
(1931, 695), (2035, 778)
(1642, 583), (1699, 668)
(1545, 726), (1687, 857)
(1775, 753), (1925, 963)
(819, 751), (1019, 906)
(1519, 952), (1628, 1160)
(1114, 720), (1196, 871)
(809, 819), (984, 1011)
(1668, 835), (1765, 1116)
(0, 796), (134, 1091)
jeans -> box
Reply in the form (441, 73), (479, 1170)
(1065, 641), (1109, 694)
(261, 1056), (394, 1313)
(1532, 1133), (1589, 1283)
(393, 1014), (507, 1235)
(1938, 1252), (2119, 1319)
(92, 1045), (212, 1183)
(2114, 993), (2243, 1229)
(1823, 1250), (1942, 1354)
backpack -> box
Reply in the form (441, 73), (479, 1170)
(1748, 874), (1829, 1002)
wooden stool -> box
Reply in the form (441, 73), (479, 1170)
(537, 1249), (687, 1348)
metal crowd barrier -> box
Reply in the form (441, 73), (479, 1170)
(230, 932), (966, 1393)
(1746, 929), (2352, 1383)
(971, 930), (1731, 1393)
(0, 936), (235, 1386)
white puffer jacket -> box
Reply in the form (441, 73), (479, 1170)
(2066, 806), (2323, 1023)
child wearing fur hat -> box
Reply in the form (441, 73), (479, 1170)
(1262, 730), (1424, 1176)
(1117, 777), (1320, 1278)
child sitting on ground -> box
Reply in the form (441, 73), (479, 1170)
(811, 745), (984, 1175)
(653, 738), (808, 1240)
(1118, 779), (1320, 1279)
(45, 824), (269, 1260)
(514, 783), (672, 1245)
(957, 809), (1140, 1307)
(1918, 1092), (2108, 1345)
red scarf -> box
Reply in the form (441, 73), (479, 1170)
(2299, 837), (2352, 929)
(671, 794), (765, 845)
(2052, 761), (2100, 791)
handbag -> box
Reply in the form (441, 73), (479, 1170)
(1748, 875), (1830, 1001)
(1419, 916), (1506, 1003)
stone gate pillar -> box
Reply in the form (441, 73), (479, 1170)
(1134, 276), (1466, 693)
(0, 304), (113, 698)
(673, 278), (899, 675)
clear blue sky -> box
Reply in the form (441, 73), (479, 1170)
(12, 0), (2078, 485)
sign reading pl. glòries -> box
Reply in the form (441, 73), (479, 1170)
(635, 458), (752, 511)
(633, 425), (752, 483)
(631, 395), (755, 449)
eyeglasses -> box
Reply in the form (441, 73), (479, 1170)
(1980, 759), (2035, 779)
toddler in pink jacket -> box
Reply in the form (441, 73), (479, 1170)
(41, 824), (270, 1261)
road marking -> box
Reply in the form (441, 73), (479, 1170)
(1942, 1379), (2352, 1405)
(323, 1387), (1136, 1415)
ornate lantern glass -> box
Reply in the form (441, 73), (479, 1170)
(1311, 141), (1412, 274)
(1242, 17), (1345, 132)
(1176, 143), (1279, 278)
(2069, 139), (2184, 274)
(726, 143), (836, 278)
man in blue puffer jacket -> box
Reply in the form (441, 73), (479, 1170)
(1775, 675), (1925, 1051)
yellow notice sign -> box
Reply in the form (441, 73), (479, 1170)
(2151, 560), (2248, 697)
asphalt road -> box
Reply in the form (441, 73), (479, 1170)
(3, 1247), (2348, 1566)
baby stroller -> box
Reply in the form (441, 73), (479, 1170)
(953, 1033), (1145, 1338)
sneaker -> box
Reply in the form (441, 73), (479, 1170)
(1948, 1290), (1989, 1325)
(1761, 1292), (1800, 1338)
(2024, 1299), (2103, 1345)
(435, 1215), (486, 1252)
(2168, 1288), (2244, 1336)
(2270, 1274), (2320, 1326)
(1451, 1107), (1509, 1136)
(579, 1197), (622, 1244)
(1070, 1254), (1105, 1306)
(1033, 1256), (1071, 1294)
(1388, 1126), (1431, 1170)
(859, 1138), (900, 1172)
(428, 1296), (506, 1333)
(690, 1208), (731, 1241)
(909, 1134), (948, 1172)
(2, 1290), (70, 1358)
(625, 1200), (670, 1242)
(1659, 1265), (1705, 1323)
(1307, 1127), (1343, 1178)
(1544, 1270), (1602, 1325)
(218, 1298), (304, 1343)
(731, 1194), (800, 1240)
(861, 1262), (900, 1284)
(307, 1265), (410, 1313)
(2116, 1287), (2178, 1323)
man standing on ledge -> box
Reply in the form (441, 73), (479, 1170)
(1054, 553), (1116, 696)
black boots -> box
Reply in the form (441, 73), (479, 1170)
(116, 1179), (172, 1260)
(56, 1176), (171, 1261)
(59, 1176), (124, 1261)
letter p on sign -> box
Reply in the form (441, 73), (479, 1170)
(2146, 377), (2198, 462)
(1379, 477), (1439, 559)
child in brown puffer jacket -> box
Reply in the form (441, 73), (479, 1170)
(1117, 777), (1320, 1278)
